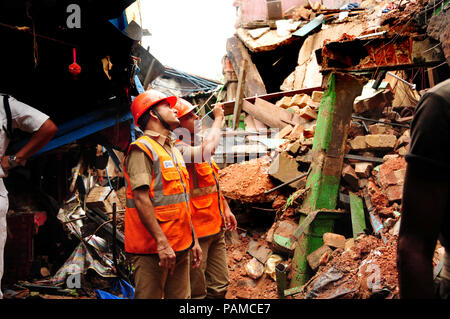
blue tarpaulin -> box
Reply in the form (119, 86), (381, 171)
(95, 278), (135, 299)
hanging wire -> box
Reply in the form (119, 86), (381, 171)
(199, 85), (225, 122)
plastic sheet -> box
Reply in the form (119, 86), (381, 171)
(95, 278), (134, 299)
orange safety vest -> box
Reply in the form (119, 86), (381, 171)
(124, 135), (193, 254)
(175, 140), (225, 239)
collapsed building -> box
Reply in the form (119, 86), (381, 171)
(216, 0), (449, 299)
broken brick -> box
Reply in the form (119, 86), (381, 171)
(385, 185), (404, 202)
(290, 93), (311, 108)
(299, 106), (317, 121)
(349, 135), (367, 150)
(275, 125), (294, 139)
(365, 134), (397, 150)
(286, 140), (301, 155)
(354, 162), (373, 178)
(342, 164), (359, 191)
(311, 91), (324, 103)
(307, 245), (333, 271)
(287, 123), (304, 139)
(323, 232), (346, 249)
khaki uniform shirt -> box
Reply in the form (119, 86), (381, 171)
(126, 130), (178, 191)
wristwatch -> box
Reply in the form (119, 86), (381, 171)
(8, 155), (19, 168)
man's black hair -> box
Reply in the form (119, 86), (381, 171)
(136, 100), (171, 130)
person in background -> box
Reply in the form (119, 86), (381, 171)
(0, 94), (58, 299)
(397, 78), (450, 299)
(173, 98), (237, 299)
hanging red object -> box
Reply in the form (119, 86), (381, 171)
(69, 47), (81, 76)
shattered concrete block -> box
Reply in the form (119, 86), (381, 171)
(365, 134), (397, 151)
(354, 162), (373, 178)
(269, 152), (303, 188)
(349, 135), (367, 151)
(342, 164), (359, 191)
(287, 123), (304, 139)
(307, 245), (333, 271)
(311, 91), (324, 103)
(391, 218), (401, 236)
(323, 232), (346, 249)
(353, 81), (394, 118)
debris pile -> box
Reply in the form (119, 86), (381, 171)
(219, 0), (449, 299)
(3, 146), (131, 299)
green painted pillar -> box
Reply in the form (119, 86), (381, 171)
(350, 192), (366, 238)
(289, 72), (364, 288)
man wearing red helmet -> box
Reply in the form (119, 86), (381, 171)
(173, 98), (237, 299)
(124, 89), (202, 299)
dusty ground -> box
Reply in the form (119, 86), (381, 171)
(225, 229), (279, 299)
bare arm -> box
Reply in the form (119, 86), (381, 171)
(223, 196), (237, 231)
(133, 187), (176, 274)
(397, 163), (449, 298)
(202, 104), (224, 161)
(1, 118), (58, 169)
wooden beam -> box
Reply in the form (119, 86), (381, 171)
(232, 60), (247, 130)
(242, 99), (282, 129)
(226, 35), (266, 97)
(226, 35), (268, 129)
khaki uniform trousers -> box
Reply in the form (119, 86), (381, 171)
(131, 250), (190, 299)
(190, 230), (230, 299)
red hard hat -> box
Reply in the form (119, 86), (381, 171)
(131, 89), (177, 127)
(173, 98), (197, 119)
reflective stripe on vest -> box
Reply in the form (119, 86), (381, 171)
(124, 135), (193, 254)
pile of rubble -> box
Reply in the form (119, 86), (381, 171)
(218, 0), (449, 299)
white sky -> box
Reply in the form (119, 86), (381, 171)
(140, 0), (237, 82)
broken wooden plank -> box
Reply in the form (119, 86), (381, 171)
(236, 27), (298, 53)
(226, 35), (266, 98)
(232, 59), (247, 130)
(254, 98), (294, 129)
(226, 35), (267, 129)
